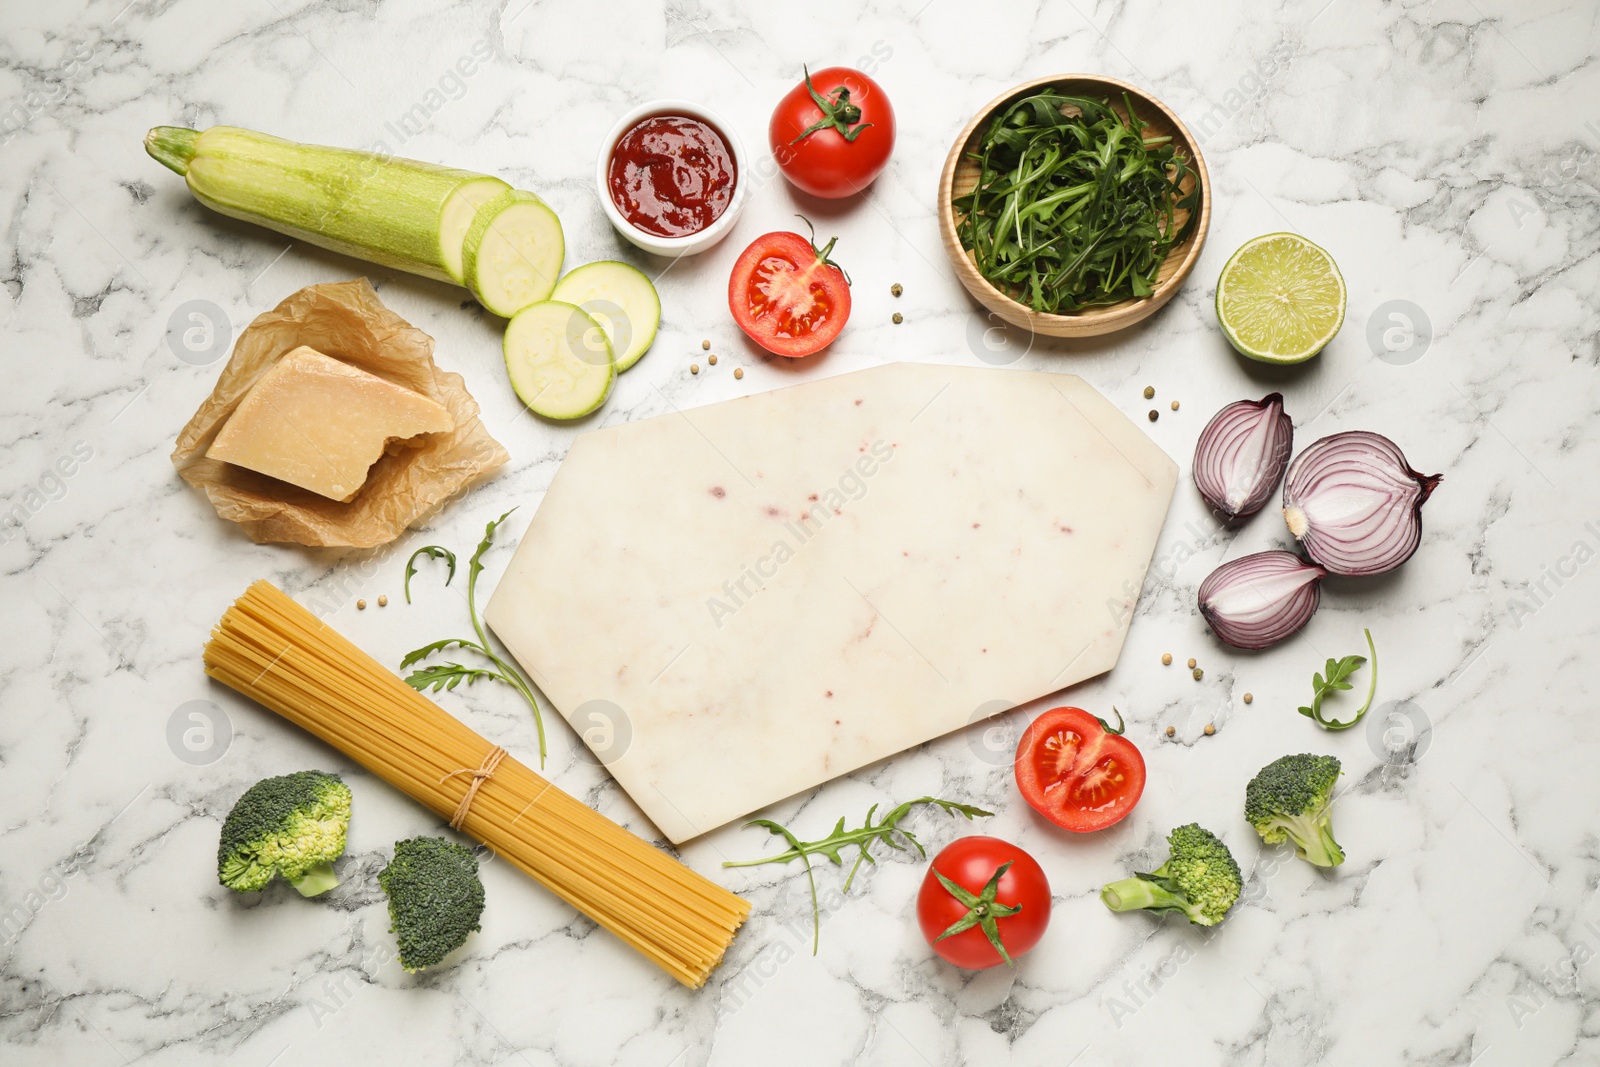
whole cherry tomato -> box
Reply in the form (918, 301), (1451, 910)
(1014, 707), (1146, 832)
(917, 836), (1050, 969)
(769, 66), (896, 199)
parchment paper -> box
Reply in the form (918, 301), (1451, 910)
(172, 279), (508, 548)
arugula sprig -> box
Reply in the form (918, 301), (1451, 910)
(724, 796), (991, 954)
(403, 546), (456, 604)
(1298, 629), (1378, 730)
(399, 510), (547, 764)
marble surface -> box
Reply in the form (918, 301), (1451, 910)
(2, 0), (1597, 1064)
(485, 364), (1177, 843)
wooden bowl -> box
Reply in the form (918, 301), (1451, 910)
(938, 74), (1211, 338)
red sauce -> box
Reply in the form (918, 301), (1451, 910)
(608, 115), (737, 238)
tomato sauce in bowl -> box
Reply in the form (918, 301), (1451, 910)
(607, 115), (738, 239)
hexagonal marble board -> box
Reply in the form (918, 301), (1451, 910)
(485, 363), (1177, 843)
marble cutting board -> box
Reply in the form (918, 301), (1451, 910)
(485, 363), (1177, 843)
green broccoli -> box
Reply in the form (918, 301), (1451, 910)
(1101, 823), (1243, 926)
(217, 770), (351, 897)
(378, 837), (486, 973)
(1245, 753), (1345, 867)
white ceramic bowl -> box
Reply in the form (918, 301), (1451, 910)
(596, 99), (748, 258)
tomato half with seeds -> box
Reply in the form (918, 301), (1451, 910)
(1014, 706), (1146, 832)
(727, 224), (851, 358)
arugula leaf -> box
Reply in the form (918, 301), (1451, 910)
(399, 637), (483, 671)
(1298, 629), (1379, 730)
(403, 546), (456, 604)
(398, 509), (548, 764)
(724, 796), (992, 953)
(404, 662), (502, 692)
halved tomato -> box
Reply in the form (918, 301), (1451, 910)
(726, 224), (851, 358)
(1014, 706), (1145, 832)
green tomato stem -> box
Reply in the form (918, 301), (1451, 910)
(789, 65), (874, 145)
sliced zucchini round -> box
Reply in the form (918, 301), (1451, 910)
(503, 300), (615, 420)
(438, 176), (511, 283)
(549, 261), (661, 372)
(465, 189), (564, 318)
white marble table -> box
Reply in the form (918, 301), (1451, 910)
(3, 1), (1596, 1064)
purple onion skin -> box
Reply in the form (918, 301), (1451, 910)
(1193, 394), (1294, 522)
(1282, 431), (1442, 577)
(1198, 550), (1327, 650)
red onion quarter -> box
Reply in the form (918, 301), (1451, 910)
(1281, 431), (1441, 577)
(1193, 393), (1294, 521)
(1198, 551), (1327, 650)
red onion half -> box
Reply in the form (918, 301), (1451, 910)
(1198, 551), (1327, 650)
(1281, 431), (1441, 576)
(1193, 393), (1293, 521)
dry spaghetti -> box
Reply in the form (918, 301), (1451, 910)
(203, 580), (748, 987)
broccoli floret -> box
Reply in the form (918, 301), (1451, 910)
(1101, 823), (1243, 926)
(1245, 753), (1345, 867)
(218, 770), (351, 897)
(378, 837), (486, 973)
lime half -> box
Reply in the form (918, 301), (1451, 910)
(1216, 233), (1346, 364)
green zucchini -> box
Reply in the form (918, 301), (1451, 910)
(463, 189), (565, 318)
(144, 125), (511, 285)
(549, 261), (660, 372)
(503, 300), (614, 420)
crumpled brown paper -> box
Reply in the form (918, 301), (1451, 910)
(172, 279), (508, 548)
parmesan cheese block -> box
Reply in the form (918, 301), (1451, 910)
(207, 346), (454, 502)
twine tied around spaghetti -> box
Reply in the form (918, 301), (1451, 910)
(439, 746), (507, 831)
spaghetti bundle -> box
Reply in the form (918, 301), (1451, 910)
(204, 580), (748, 987)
